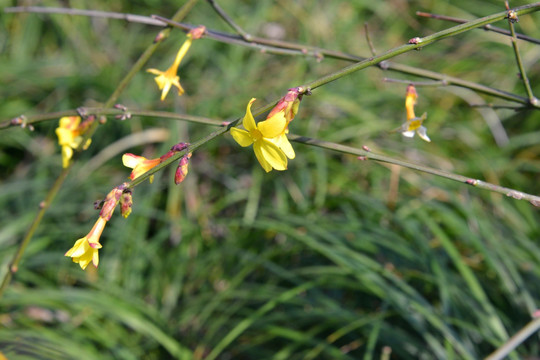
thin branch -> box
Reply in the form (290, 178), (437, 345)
(485, 316), (540, 360)
(121, 114), (540, 207)
(5, 6), (538, 107)
(0, 108), (224, 129)
(505, 4), (538, 105)
(301, 3), (540, 94)
(206, 0), (253, 41)
(416, 11), (540, 45)
(383, 78), (447, 86)
(364, 23), (377, 56)
(287, 134), (540, 206)
(4, 6), (167, 26)
(0, 167), (70, 299)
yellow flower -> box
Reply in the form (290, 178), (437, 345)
(122, 153), (161, 183)
(230, 98), (292, 172)
(55, 116), (92, 168)
(147, 35), (193, 101)
(65, 217), (106, 270)
(398, 84), (430, 142)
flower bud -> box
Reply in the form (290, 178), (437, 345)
(120, 190), (133, 218)
(175, 153), (192, 185)
(99, 186), (123, 221)
(188, 25), (206, 40)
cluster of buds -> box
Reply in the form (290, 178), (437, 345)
(65, 183), (132, 270)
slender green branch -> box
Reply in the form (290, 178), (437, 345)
(485, 316), (540, 360)
(0, 0), (200, 298)
(287, 134), (540, 206)
(300, 2), (540, 96)
(206, 0), (253, 41)
(507, 10), (538, 105)
(124, 116), (540, 206)
(154, 15), (536, 106)
(4, 6), (166, 26)
(6, 6), (538, 107)
(0, 108), (224, 129)
(0, 167), (71, 298)
(383, 78), (446, 86)
(416, 11), (540, 45)
(364, 23), (377, 56)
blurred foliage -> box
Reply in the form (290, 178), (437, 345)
(1, 0), (540, 359)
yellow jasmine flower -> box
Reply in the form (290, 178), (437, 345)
(398, 84), (430, 142)
(65, 217), (106, 270)
(122, 153), (161, 183)
(230, 98), (291, 172)
(147, 35), (193, 101)
(55, 116), (92, 168)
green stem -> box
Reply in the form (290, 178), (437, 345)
(5, 6), (538, 107)
(206, 0), (253, 41)
(416, 10), (540, 45)
(301, 3), (540, 95)
(507, 15), (538, 105)
(0, 167), (70, 299)
(287, 134), (540, 206)
(1, 108), (223, 129)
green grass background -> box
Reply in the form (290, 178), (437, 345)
(1, 0), (540, 359)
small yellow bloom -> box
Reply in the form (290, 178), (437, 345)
(231, 98), (291, 172)
(55, 116), (92, 168)
(398, 84), (430, 142)
(122, 153), (161, 183)
(147, 35), (193, 101)
(65, 217), (106, 270)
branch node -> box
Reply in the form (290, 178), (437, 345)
(506, 10), (519, 23)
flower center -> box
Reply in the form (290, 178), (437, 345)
(250, 129), (263, 141)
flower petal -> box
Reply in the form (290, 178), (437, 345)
(417, 126), (431, 142)
(272, 134), (295, 159)
(61, 146), (73, 168)
(230, 128), (254, 147)
(122, 153), (145, 169)
(253, 142), (273, 172)
(402, 130), (415, 138)
(260, 139), (287, 171)
(243, 98), (257, 131)
(257, 111), (287, 139)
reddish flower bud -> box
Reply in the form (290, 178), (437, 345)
(175, 153), (192, 185)
(188, 25), (206, 40)
(120, 190), (133, 218)
(99, 186), (123, 221)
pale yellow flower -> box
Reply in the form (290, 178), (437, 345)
(65, 217), (106, 270)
